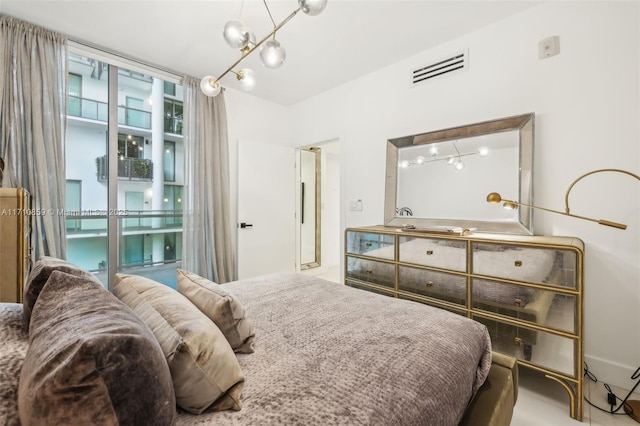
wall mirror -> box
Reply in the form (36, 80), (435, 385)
(300, 147), (321, 269)
(384, 113), (534, 234)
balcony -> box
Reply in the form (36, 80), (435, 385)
(68, 95), (151, 129)
(96, 156), (153, 181)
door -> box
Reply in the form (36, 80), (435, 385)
(237, 140), (296, 279)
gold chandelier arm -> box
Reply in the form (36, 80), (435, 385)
(564, 168), (640, 215)
(214, 7), (301, 84)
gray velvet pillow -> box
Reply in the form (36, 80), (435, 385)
(177, 269), (255, 354)
(23, 256), (101, 326)
(113, 273), (245, 414)
(18, 270), (176, 426)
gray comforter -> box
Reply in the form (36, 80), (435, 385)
(179, 273), (491, 425)
(0, 273), (491, 426)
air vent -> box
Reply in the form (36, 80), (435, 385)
(411, 50), (468, 87)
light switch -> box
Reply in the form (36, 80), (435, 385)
(539, 36), (560, 59)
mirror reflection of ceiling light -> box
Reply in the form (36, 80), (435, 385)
(399, 142), (489, 170)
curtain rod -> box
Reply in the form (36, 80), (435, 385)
(68, 37), (186, 84)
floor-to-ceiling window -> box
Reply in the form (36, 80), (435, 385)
(65, 51), (184, 288)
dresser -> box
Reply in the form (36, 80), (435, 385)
(0, 188), (31, 303)
(345, 225), (584, 421)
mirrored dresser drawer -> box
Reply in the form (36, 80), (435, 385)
(472, 279), (577, 334)
(472, 242), (578, 289)
(346, 256), (395, 290)
(346, 231), (395, 260)
(473, 315), (577, 378)
(399, 265), (467, 306)
(399, 236), (466, 272)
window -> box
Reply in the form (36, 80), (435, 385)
(164, 141), (175, 182)
(65, 180), (81, 231)
(118, 134), (144, 159)
(164, 99), (183, 135)
(163, 185), (183, 226)
(68, 74), (82, 117)
(164, 81), (176, 96)
(65, 51), (184, 288)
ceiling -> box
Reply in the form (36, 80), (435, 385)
(1, 1), (539, 105)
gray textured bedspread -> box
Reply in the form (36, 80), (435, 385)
(178, 273), (492, 426)
(0, 273), (492, 426)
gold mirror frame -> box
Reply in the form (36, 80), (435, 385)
(384, 113), (535, 234)
(300, 147), (321, 269)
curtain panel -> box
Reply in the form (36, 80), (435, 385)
(182, 78), (236, 283)
(0, 15), (68, 259)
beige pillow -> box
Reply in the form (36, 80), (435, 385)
(113, 274), (244, 414)
(19, 271), (176, 425)
(177, 269), (255, 354)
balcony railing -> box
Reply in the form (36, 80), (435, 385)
(96, 156), (153, 181)
(68, 95), (151, 129)
(66, 210), (183, 234)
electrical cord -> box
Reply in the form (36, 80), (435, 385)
(583, 362), (639, 417)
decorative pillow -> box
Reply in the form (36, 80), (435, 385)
(177, 269), (256, 354)
(23, 256), (102, 326)
(18, 271), (176, 426)
(113, 274), (244, 414)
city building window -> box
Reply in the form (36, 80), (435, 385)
(68, 74), (82, 117)
(164, 99), (183, 135)
(164, 141), (175, 182)
(118, 134), (144, 159)
(164, 81), (176, 96)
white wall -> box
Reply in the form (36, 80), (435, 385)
(282, 2), (639, 389)
(224, 87), (291, 254)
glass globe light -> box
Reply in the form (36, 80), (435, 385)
(200, 76), (221, 97)
(223, 20), (251, 49)
(298, 0), (328, 16)
(237, 68), (257, 91)
(477, 146), (489, 156)
(429, 145), (439, 156)
(260, 39), (286, 69)
(399, 160), (410, 168)
(416, 156), (425, 165)
(453, 159), (465, 170)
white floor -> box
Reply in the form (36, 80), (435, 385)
(303, 266), (640, 425)
(514, 368), (640, 425)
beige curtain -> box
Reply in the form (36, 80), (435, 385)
(182, 77), (236, 283)
(0, 15), (68, 259)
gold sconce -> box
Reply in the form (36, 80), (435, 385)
(487, 168), (639, 230)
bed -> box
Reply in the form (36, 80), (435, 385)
(0, 269), (517, 426)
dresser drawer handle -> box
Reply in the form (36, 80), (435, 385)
(426, 281), (434, 288)
(513, 337), (522, 347)
(514, 260), (523, 267)
(514, 298), (523, 307)
(426, 250), (434, 256)
(365, 242), (372, 247)
(365, 270), (373, 274)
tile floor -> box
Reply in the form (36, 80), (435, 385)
(308, 266), (640, 425)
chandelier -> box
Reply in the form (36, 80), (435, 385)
(200, 0), (328, 97)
